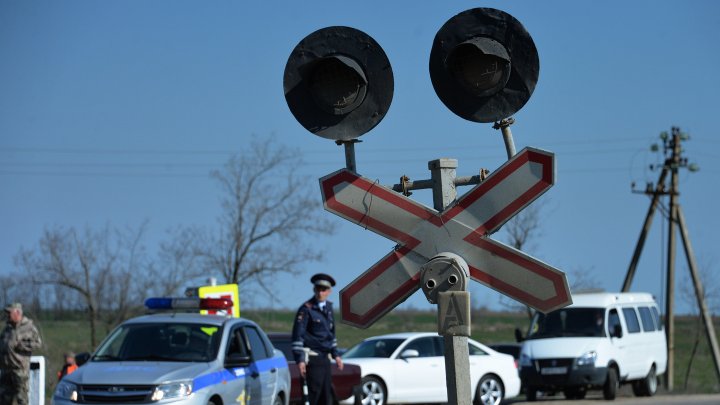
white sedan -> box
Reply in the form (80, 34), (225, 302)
(341, 332), (520, 405)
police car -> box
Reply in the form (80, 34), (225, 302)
(52, 297), (291, 405)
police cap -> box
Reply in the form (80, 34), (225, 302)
(311, 273), (336, 288)
(4, 302), (21, 312)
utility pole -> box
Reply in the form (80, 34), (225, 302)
(622, 127), (720, 391)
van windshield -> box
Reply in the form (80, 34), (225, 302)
(527, 308), (606, 339)
(93, 323), (222, 362)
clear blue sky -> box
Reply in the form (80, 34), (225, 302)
(2, 0), (719, 316)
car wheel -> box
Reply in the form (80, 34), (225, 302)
(603, 367), (618, 400)
(632, 365), (657, 397)
(525, 385), (538, 402)
(475, 374), (504, 405)
(360, 376), (386, 405)
(563, 386), (586, 399)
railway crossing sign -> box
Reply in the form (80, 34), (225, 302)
(320, 147), (572, 328)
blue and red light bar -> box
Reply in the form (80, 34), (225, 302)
(145, 297), (234, 311)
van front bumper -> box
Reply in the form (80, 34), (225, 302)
(520, 361), (607, 389)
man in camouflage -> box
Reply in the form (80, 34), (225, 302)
(1, 303), (42, 405)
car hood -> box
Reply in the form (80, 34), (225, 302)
(523, 337), (599, 359)
(66, 361), (214, 385)
(342, 358), (390, 366)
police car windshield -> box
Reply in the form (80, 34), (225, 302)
(527, 307), (606, 339)
(93, 323), (222, 362)
(342, 338), (404, 359)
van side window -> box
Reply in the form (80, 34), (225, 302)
(608, 309), (622, 337)
(651, 306), (663, 330)
(622, 307), (641, 333)
(638, 306), (656, 331)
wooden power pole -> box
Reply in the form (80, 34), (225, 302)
(622, 127), (720, 391)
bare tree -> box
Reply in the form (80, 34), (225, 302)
(498, 202), (545, 318)
(150, 225), (208, 296)
(196, 137), (335, 296)
(14, 224), (149, 347)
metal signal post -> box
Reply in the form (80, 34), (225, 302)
(284, 9), (572, 405)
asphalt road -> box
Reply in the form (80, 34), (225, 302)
(504, 393), (720, 404)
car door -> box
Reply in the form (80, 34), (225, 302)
(392, 336), (445, 402)
(224, 326), (262, 405)
(244, 326), (277, 405)
(607, 308), (631, 378)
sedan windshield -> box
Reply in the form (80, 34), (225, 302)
(93, 323), (222, 362)
(342, 338), (404, 359)
(527, 307), (606, 339)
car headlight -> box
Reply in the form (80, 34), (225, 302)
(54, 380), (78, 402)
(151, 381), (193, 401)
(519, 353), (532, 367)
(577, 350), (597, 366)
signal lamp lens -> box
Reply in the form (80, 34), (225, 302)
(308, 55), (368, 115)
(446, 39), (510, 98)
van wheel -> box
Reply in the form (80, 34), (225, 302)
(563, 386), (586, 399)
(632, 365), (657, 397)
(525, 386), (538, 402)
(603, 367), (618, 400)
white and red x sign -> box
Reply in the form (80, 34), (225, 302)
(320, 147), (572, 328)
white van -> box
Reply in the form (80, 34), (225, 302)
(518, 292), (667, 401)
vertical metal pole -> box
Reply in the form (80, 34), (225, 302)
(664, 131), (680, 391)
(677, 206), (720, 381)
(428, 158), (471, 405)
(343, 141), (357, 172)
(622, 168), (668, 292)
(493, 118), (517, 159)
(500, 126), (516, 159)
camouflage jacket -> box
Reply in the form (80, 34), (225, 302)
(0, 317), (42, 372)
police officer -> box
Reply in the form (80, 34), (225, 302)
(1, 303), (42, 405)
(291, 274), (344, 405)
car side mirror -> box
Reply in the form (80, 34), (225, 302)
(514, 328), (525, 342)
(399, 349), (419, 359)
(225, 353), (252, 368)
(611, 324), (623, 338)
(75, 352), (91, 367)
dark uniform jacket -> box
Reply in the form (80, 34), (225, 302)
(291, 297), (338, 364)
(0, 317), (42, 374)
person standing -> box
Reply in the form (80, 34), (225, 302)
(1, 303), (42, 405)
(291, 274), (344, 405)
(57, 351), (78, 381)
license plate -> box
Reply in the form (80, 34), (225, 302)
(541, 366), (567, 375)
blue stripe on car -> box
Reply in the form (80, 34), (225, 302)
(193, 357), (287, 392)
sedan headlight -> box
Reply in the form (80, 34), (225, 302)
(151, 381), (193, 401)
(577, 350), (597, 366)
(519, 353), (532, 367)
(54, 380), (78, 402)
